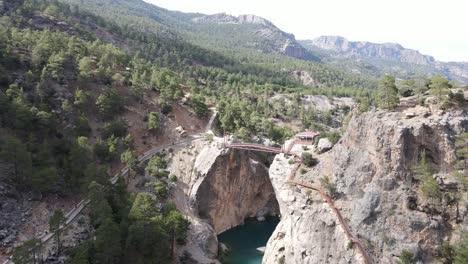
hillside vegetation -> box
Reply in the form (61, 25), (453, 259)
(0, 0), (466, 263)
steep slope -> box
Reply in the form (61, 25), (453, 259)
(305, 36), (435, 65)
(300, 36), (468, 84)
(56, 0), (375, 90)
(58, 0), (318, 62)
(167, 138), (280, 263)
(191, 13), (317, 61)
(264, 104), (468, 263)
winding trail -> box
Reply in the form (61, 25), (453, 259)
(2, 110), (217, 264)
(3, 111), (372, 264)
(2, 137), (202, 264)
(227, 141), (374, 264)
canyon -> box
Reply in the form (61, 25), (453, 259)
(165, 96), (467, 263)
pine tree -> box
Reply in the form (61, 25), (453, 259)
(453, 132), (468, 222)
(121, 149), (138, 175)
(454, 231), (468, 264)
(375, 75), (399, 110)
(49, 209), (66, 254)
(147, 112), (160, 131)
(412, 150), (441, 216)
(412, 150), (432, 183)
(165, 210), (190, 246)
(145, 156), (167, 178)
(94, 218), (122, 264)
(0, 134), (32, 184)
(12, 238), (41, 264)
(429, 75), (451, 103)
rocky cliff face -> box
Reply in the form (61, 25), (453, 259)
(264, 106), (467, 263)
(192, 13), (273, 26)
(307, 36), (435, 65)
(169, 138), (279, 262)
(300, 36), (468, 84)
(192, 148), (279, 233)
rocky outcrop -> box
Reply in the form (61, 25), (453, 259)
(192, 148), (279, 233)
(264, 107), (467, 263)
(193, 13), (273, 26)
(291, 70), (321, 87)
(317, 138), (333, 153)
(264, 151), (363, 263)
(306, 36), (435, 65)
(300, 36), (468, 84)
(0, 181), (29, 250)
(169, 138), (279, 263)
(192, 13), (317, 61)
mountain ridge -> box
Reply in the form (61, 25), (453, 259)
(305, 35), (436, 65)
(300, 35), (468, 84)
(191, 12), (317, 61)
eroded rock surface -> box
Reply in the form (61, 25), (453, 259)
(169, 138), (279, 263)
(264, 108), (467, 264)
(192, 149), (279, 233)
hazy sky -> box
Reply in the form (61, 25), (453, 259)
(145, 0), (467, 62)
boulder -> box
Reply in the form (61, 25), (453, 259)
(351, 186), (380, 224)
(191, 222), (218, 259)
(317, 138), (333, 153)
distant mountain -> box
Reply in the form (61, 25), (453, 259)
(300, 36), (468, 84)
(305, 36), (435, 65)
(192, 13), (274, 26)
(191, 13), (318, 61)
(58, 0), (371, 89)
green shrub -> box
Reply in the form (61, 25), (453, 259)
(382, 234), (396, 246)
(319, 176), (337, 198)
(397, 250), (415, 264)
(148, 112), (160, 131)
(145, 181), (168, 199)
(406, 195), (418, 210)
(102, 119), (128, 139)
(347, 240), (354, 250)
(169, 174), (178, 182)
(451, 90), (465, 104)
(454, 232), (468, 264)
(419, 98), (425, 106)
(437, 241), (454, 263)
(302, 152), (317, 167)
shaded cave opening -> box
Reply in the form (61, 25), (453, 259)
(194, 149), (281, 263)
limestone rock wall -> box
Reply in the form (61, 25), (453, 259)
(169, 138), (279, 263)
(264, 108), (468, 264)
(192, 149), (279, 233)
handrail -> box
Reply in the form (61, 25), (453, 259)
(226, 142), (374, 264)
(287, 180), (373, 264)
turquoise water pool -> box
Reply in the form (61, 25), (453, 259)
(217, 217), (280, 264)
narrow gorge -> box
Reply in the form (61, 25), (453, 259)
(167, 138), (281, 263)
(168, 102), (467, 264)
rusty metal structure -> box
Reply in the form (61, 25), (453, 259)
(224, 134), (374, 264)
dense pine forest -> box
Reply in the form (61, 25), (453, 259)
(0, 0), (467, 263)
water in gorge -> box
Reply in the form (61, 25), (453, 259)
(218, 217), (280, 264)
